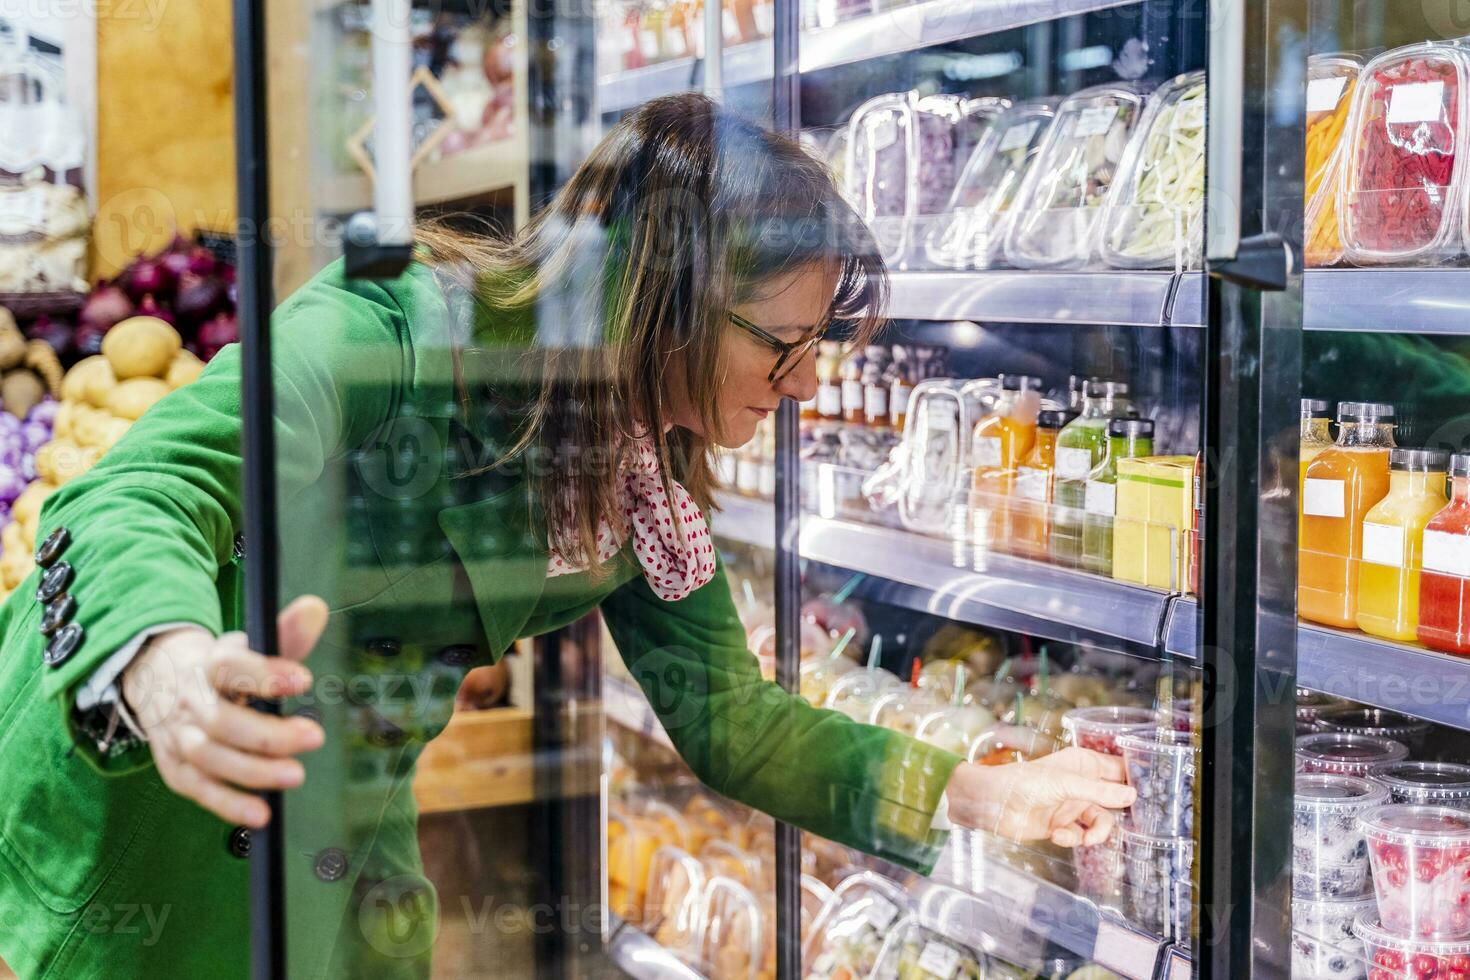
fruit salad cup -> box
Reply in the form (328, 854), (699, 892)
(1293, 894), (1376, 980)
(1316, 706), (1432, 756)
(1073, 823), (1127, 913)
(1360, 805), (1470, 939)
(1371, 762), (1470, 810)
(1296, 773), (1390, 899)
(1061, 705), (1161, 756)
(1297, 733), (1410, 778)
(1118, 728), (1197, 836)
(1354, 913), (1470, 980)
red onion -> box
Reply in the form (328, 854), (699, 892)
(175, 273), (226, 325)
(198, 311), (238, 360)
(137, 294), (176, 327)
(24, 316), (73, 355)
(187, 246), (219, 277)
(159, 247), (191, 283)
(126, 257), (170, 300)
(74, 324), (106, 356)
(78, 284), (134, 331)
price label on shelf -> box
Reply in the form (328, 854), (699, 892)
(1165, 946), (1193, 980)
(1056, 447), (1093, 480)
(916, 941), (961, 979)
(1302, 478), (1346, 518)
(1424, 530), (1470, 578)
(863, 895), (898, 932)
(986, 864), (1037, 922)
(1092, 917), (1163, 979)
(1388, 80), (1446, 124)
(1073, 104), (1119, 138)
(1361, 522), (1406, 568)
(1084, 480), (1116, 516)
(1307, 75), (1349, 113)
(975, 437), (1002, 467)
(999, 119), (1041, 152)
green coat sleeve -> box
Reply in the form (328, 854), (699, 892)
(599, 558), (962, 873)
(26, 262), (424, 773)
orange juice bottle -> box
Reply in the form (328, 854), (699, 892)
(1009, 408), (1077, 558)
(1300, 399), (1334, 490)
(1299, 402), (1396, 628)
(1356, 448), (1449, 642)
(971, 374), (1041, 551)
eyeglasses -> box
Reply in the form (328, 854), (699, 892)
(727, 311), (830, 383)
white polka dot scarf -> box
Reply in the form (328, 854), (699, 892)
(545, 437), (717, 601)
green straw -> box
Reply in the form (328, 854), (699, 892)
(952, 664), (967, 707)
(1039, 647), (1049, 699)
(829, 627), (856, 661)
(866, 635), (883, 672)
(1014, 691), (1024, 724)
(832, 573), (867, 605)
(742, 579), (756, 612)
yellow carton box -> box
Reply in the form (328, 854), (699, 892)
(1113, 455), (1195, 590)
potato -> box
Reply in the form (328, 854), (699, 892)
(103, 316), (181, 380)
(35, 440), (89, 485)
(61, 355), (117, 409)
(2, 521), (23, 555)
(0, 546), (32, 590)
(51, 401), (74, 440)
(0, 323), (26, 371)
(17, 517), (34, 550)
(10, 481), (54, 526)
(0, 369), (44, 419)
(165, 349), (205, 388)
(70, 406), (104, 448)
(98, 417), (132, 450)
(105, 377), (171, 421)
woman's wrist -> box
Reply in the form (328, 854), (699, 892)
(121, 625), (212, 732)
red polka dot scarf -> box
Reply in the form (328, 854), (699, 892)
(545, 436), (717, 601)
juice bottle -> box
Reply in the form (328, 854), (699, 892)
(815, 342), (842, 421)
(971, 374), (1042, 551)
(1356, 448), (1449, 642)
(1067, 374), (1091, 412)
(1010, 409), (1077, 559)
(1053, 381), (1132, 567)
(1300, 399), (1334, 488)
(1082, 417), (1154, 576)
(1419, 454), (1470, 655)
(1298, 402), (1396, 628)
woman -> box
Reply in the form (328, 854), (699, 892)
(0, 93), (1132, 978)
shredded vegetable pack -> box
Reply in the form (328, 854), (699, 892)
(1100, 72), (1206, 269)
(1304, 55), (1362, 266)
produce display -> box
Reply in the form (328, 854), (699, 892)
(1004, 83), (1147, 270)
(1298, 733), (1411, 777)
(1339, 43), (1468, 265)
(1361, 804), (1470, 939)
(1118, 728), (1196, 836)
(1305, 56), (1362, 266)
(1099, 71), (1206, 270)
(1292, 894), (1375, 980)
(1294, 773), (1388, 899)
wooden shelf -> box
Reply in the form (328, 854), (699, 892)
(318, 137), (526, 215)
(413, 705), (534, 813)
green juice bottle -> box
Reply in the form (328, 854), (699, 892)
(1052, 381), (1131, 566)
(1082, 417), (1155, 576)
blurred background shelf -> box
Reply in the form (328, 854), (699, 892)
(317, 137), (527, 215)
(604, 673), (674, 750)
(606, 914), (706, 980)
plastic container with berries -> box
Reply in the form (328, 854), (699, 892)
(1122, 829), (1194, 942)
(1360, 804), (1470, 939)
(1338, 41), (1470, 266)
(1370, 761), (1470, 810)
(1295, 772), (1390, 899)
(1299, 689), (1350, 735)
(1297, 732), (1410, 777)
(1316, 706), (1432, 755)
(1003, 82), (1150, 270)
(1354, 912), (1470, 980)
(1062, 705), (1161, 756)
(1293, 893), (1376, 980)
(1072, 823), (1127, 913)
(1118, 728), (1197, 836)
(1305, 54), (1364, 267)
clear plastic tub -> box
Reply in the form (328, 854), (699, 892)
(1098, 70), (1206, 270)
(1061, 705), (1161, 756)
(914, 703), (998, 757)
(1291, 893), (1375, 980)
(912, 95), (1011, 218)
(921, 100), (1056, 270)
(802, 872), (912, 980)
(1360, 804), (1470, 939)
(643, 846), (708, 961)
(1370, 761), (1470, 809)
(1338, 42), (1470, 266)
(825, 668), (904, 721)
(869, 915), (988, 980)
(1297, 732), (1409, 777)
(1001, 690), (1074, 742)
(968, 723), (1061, 766)
(1315, 706), (1432, 754)
(1003, 82), (1149, 270)
(847, 93), (916, 265)
(699, 839), (762, 889)
(1122, 829), (1194, 941)
(1072, 823), (1126, 913)
(1298, 689), (1349, 733)
(697, 876), (766, 980)
(870, 685), (949, 737)
(1118, 728), (1198, 836)
(799, 655), (859, 707)
(1353, 912), (1470, 979)
(1294, 772), (1389, 899)
(1305, 54), (1364, 267)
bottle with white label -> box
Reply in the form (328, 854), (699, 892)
(1299, 402), (1397, 628)
(1053, 380), (1131, 567)
(815, 342), (843, 421)
(1419, 454), (1470, 653)
(1082, 417), (1154, 576)
(1009, 408), (1077, 559)
(970, 374), (1042, 552)
(1355, 448), (1449, 642)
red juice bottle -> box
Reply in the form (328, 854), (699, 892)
(1418, 453), (1470, 654)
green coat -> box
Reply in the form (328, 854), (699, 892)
(0, 260), (960, 979)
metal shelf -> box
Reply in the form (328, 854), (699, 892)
(1302, 268), (1470, 334)
(710, 492), (776, 550)
(712, 493), (1172, 650)
(598, 0), (1142, 113)
(1164, 597), (1470, 730)
(887, 270), (1182, 327)
(606, 914), (706, 980)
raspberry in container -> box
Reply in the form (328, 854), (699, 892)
(1292, 893), (1377, 980)
(1371, 761), (1470, 810)
(801, 872), (913, 980)
(1353, 913), (1470, 980)
(1098, 71), (1207, 271)
(1061, 705), (1161, 756)
(1297, 732), (1410, 777)
(1315, 706), (1432, 755)
(1305, 54), (1364, 267)
(1360, 804), (1470, 939)
(1295, 772), (1390, 899)
(1003, 82), (1150, 270)
(921, 99), (1056, 270)
(1338, 42), (1470, 265)
(1072, 822), (1127, 913)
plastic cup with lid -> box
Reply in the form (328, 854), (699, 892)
(1294, 772), (1389, 899)
(1359, 804), (1470, 939)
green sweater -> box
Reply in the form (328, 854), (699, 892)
(0, 260), (960, 979)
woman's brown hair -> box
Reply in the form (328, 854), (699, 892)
(418, 92), (888, 574)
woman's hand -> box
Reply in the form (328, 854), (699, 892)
(945, 747), (1137, 847)
(120, 596), (329, 829)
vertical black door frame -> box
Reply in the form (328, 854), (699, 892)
(1199, 0), (1306, 975)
